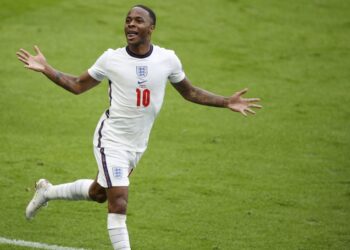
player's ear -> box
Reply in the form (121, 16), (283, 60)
(149, 24), (155, 34)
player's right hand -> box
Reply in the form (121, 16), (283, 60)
(16, 45), (47, 72)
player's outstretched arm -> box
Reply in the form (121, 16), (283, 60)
(172, 78), (262, 116)
(16, 45), (100, 95)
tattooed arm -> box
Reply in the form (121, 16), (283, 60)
(171, 78), (262, 116)
(16, 45), (99, 95)
(44, 68), (99, 95)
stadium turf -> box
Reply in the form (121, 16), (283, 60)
(0, 0), (349, 249)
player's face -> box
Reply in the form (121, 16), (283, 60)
(124, 7), (154, 47)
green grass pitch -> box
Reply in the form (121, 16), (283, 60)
(1, 0), (349, 249)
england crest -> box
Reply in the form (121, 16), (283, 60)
(136, 66), (148, 79)
(112, 167), (123, 179)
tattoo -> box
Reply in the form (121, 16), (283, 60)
(55, 71), (63, 81)
(190, 87), (227, 108)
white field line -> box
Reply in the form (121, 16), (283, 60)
(0, 236), (89, 250)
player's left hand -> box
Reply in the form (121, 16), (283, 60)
(227, 88), (262, 116)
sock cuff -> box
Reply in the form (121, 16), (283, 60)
(108, 213), (127, 229)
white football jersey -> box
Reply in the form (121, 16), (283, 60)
(88, 45), (185, 152)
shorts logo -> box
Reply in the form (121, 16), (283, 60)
(136, 66), (148, 79)
(112, 167), (123, 179)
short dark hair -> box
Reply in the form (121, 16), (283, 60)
(133, 4), (156, 26)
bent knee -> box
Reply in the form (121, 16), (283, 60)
(89, 190), (107, 203)
(94, 194), (107, 203)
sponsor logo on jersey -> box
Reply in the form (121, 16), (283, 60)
(136, 66), (148, 79)
(137, 80), (147, 85)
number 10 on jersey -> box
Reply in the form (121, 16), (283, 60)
(136, 88), (150, 107)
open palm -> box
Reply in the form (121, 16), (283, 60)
(227, 88), (262, 116)
(16, 46), (47, 72)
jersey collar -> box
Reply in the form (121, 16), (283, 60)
(126, 45), (153, 59)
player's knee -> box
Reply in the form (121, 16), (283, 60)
(89, 189), (107, 203)
(95, 193), (108, 203)
(108, 197), (128, 214)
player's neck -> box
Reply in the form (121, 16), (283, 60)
(127, 43), (152, 57)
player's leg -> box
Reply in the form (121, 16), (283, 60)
(95, 148), (140, 250)
(25, 177), (107, 220)
(44, 179), (93, 201)
(107, 186), (130, 250)
(44, 176), (108, 202)
(89, 177), (107, 203)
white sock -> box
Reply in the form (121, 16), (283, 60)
(108, 213), (130, 250)
(45, 179), (93, 201)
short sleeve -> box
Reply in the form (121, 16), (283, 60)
(88, 50), (110, 82)
(168, 52), (186, 84)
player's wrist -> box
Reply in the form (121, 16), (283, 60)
(41, 63), (54, 75)
(223, 97), (230, 108)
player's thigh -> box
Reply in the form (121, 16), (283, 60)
(93, 147), (134, 188)
(89, 176), (107, 203)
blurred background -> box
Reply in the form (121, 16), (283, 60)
(0, 0), (349, 249)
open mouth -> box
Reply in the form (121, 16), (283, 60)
(127, 30), (138, 39)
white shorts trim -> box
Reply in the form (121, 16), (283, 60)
(93, 147), (143, 188)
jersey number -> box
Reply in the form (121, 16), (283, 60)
(136, 88), (150, 107)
